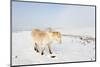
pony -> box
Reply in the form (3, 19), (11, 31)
(32, 29), (62, 56)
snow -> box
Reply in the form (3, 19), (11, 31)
(12, 31), (95, 66)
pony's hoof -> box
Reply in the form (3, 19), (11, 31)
(41, 52), (44, 55)
(34, 47), (39, 53)
(34, 47), (37, 51)
(51, 56), (56, 58)
(36, 50), (39, 53)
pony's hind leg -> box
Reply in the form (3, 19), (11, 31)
(41, 48), (45, 55)
(34, 43), (39, 53)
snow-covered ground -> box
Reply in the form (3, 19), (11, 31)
(12, 31), (95, 66)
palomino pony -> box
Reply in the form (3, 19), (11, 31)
(32, 29), (62, 57)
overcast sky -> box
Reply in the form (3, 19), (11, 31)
(12, 1), (95, 36)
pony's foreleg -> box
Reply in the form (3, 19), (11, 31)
(47, 43), (52, 54)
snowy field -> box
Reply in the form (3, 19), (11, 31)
(12, 31), (95, 66)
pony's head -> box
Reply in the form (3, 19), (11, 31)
(52, 32), (62, 44)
